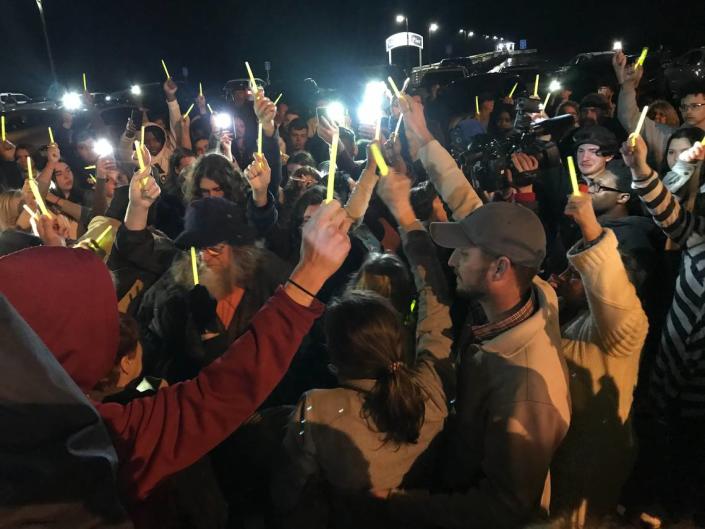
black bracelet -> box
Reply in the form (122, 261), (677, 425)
(287, 278), (317, 299)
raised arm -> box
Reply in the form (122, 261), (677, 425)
(254, 89), (282, 195)
(399, 96), (482, 220)
(345, 141), (379, 222)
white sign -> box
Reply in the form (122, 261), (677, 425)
(386, 32), (424, 52)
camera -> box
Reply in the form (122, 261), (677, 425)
(459, 97), (575, 193)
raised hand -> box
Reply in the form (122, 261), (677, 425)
(37, 213), (70, 247)
(612, 51), (627, 85)
(678, 141), (705, 164)
(620, 135), (651, 178)
(244, 153), (271, 207)
(164, 78), (178, 102)
(0, 139), (15, 162)
(564, 193), (602, 243)
(376, 166), (416, 227)
(254, 89), (277, 137)
(398, 96), (434, 160)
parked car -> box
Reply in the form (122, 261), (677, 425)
(664, 47), (705, 98)
(0, 92), (31, 106)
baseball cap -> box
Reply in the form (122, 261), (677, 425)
(174, 197), (255, 249)
(430, 202), (546, 268)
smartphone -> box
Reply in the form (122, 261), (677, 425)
(316, 106), (332, 126)
(130, 109), (143, 129)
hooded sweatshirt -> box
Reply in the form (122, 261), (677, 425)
(0, 246), (324, 503)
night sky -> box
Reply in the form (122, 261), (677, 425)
(2, 0), (703, 99)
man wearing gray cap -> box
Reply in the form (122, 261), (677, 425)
(387, 95), (571, 528)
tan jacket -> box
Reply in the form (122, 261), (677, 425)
(551, 229), (648, 526)
(389, 278), (571, 529)
(272, 222), (454, 509)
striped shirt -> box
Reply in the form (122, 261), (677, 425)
(633, 171), (705, 417)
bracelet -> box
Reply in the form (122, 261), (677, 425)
(287, 278), (317, 299)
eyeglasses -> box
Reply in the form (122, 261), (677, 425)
(582, 178), (624, 194)
(201, 243), (226, 257)
(679, 103), (705, 112)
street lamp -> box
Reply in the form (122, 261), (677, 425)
(469, 31), (475, 37)
(429, 23), (439, 32)
(395, 14), (411, 67)
(428, 23), (439, 63)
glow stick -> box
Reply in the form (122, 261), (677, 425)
(1, 115), (5, 141)
(183, 103), (194, 118)
(140, 125), (145, 147)
(375, 116), (382, 141)
(199, 82), (203, 97)
(161, 59), (170, 79)
(257, 123), (263, 155)
(636, 47), (649, 68)
(543, 92), (551, 109)
(48, 127), (54, 144)
(22, 204), (38, 220)
(401, 77), (410, 93)
(475, 95), (480, 116)
(87, 175), (96, 184)
(509, 82), (518, 98)
(28, 179), (50, 217)
(95, 225), (113, 246)
(27, 157), (33, 180)
(274, 93), (283, 105)
(631, 105), (649, 146)
(326, 131), (339, 203)
(370, 143), (389, 176)
(134, 140), (145, 171)
(533, 74), (540, 98)
(245, 61), (257, 92)
(394, 115), (403, 136)
(387, 76), (402, 98)
(190, 247), (200, 285)
(207, 103), (214, 114)
(84, 165), (96, 170)
(567, 156), (580, 196)
(82, 73), (87, 92)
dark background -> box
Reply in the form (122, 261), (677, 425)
(2, 0), (703, 99)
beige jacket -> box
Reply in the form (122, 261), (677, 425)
(272, 222), (454, 509)
(551, 229), (648, 527)
(389, 278), (571, 529)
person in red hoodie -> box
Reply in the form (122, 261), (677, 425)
(0, 170), (352, 515)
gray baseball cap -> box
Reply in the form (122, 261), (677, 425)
(430, 202), (546, 268)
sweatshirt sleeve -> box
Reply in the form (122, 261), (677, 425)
(344, 166), (379, 222)
(262, 130), (282, 196)
(114, 224), (178, 276)
(97, 287), (325, 501)
(617, 83), (671, 163)
(418, 140), (483, 220)
(566, 228), (648, 357)
(167, 99), (182, 150)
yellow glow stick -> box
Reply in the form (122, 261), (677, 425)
(140, 125), (145, 148)
(543, 92), (551, 109)
(199, 82), (203, 97)
(48, 127), (54, 144)
(370, 143), (389, 176)
(134, 140), (145, 171)
(161, 59), (170, 79)
(1, 115), (5, 142)
(273, 93), (283, 105)
(475, 95), (480, 116)
(567, 156), (580, 196)
(22, 204), (38, 220)
(84, 165), (96, 170)
(388, 76), (402, 99)
(375, 116), (382, 141)
(207, 103), (214, 114)
(87, 175), (96, 185)
(257, 123), (263, 155)
(190, 247), (200, 285)
(394, 115), (403, 136)
(27, 157), (33, 180)
(636, 47), (649, 68)
(95, 225), (113, 246)
(28, 179), (50, 217)
(326, 131), (339, 203)
(82, 73), (87, 92)
(533, 74), (540, 98)
(183, 103), (194, 118)
(631, 105), (649, 146)
(245, 61), (257, 92)
(509, 82), (518, 98)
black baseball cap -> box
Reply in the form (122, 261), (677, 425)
(174, 197), (255, 249)
(430, 202), (546, 268)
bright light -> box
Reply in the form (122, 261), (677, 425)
(61, 91), (82, 111)
(213, 113), (232, 129)
(497, 43), (505, 51)
(493, 35), (498, 40)
(549, 79), (562, 92)
(459, 29), (465, 34)
(612, 40), (623, 51)
(357, 81), (386, 125)
(326, 101), (346, 126)
(94, 138), (114, 157)
(105, 95), (111, 101)
(429, 23), (439, 32)
(396, 14), (405, 23)
(469, 31), (474, 37)
(130, 84), (142, 96)
(484, 35), (489, 39)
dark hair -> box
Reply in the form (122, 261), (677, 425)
(287, 151), (316, 167)
(283, 166), (322, 206)
(356, 139), (371, 161)
(184, 152), (246, 205)
(488, 102), (516, 137)
(557, 100), (579, 115)
(659, 127), (704, 174)
(410, 181), (438, 222)
(338, 126), (356, 147)
(166, 148), (194, 195)
(145, 125), (166, 147)
(94, 313), (140, 391)
(512, 263), (538, 294)
(680, 80), (705, 101)
(325, 290), (425, 445)
(288, 118), (308, 134)
(347, 252), (415, 316)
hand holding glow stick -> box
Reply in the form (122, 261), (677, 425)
(567, 156), (581, 196)
(635, 47), (649, 68)
(190, 247), (200, 285)
(161, 59), (171, 79)
(631, 105), (649, 146)
(326, 131), (340, 203)
(370, 143), (389, 176)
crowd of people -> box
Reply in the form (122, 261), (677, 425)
(1, 48), (705, 529)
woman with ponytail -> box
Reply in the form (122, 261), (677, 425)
(272, 166), (454, 523)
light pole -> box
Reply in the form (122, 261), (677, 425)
(428, 23), (439, 64)
(458, 29), (475, 55)
(395, 14), (412, 70)
(35, 0), (57, 84)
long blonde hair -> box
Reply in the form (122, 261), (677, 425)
(0, 190), (22, 230)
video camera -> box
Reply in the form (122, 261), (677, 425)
(459, 97), (575, 193)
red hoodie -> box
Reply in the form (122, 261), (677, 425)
(0, 246), (324, 501)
